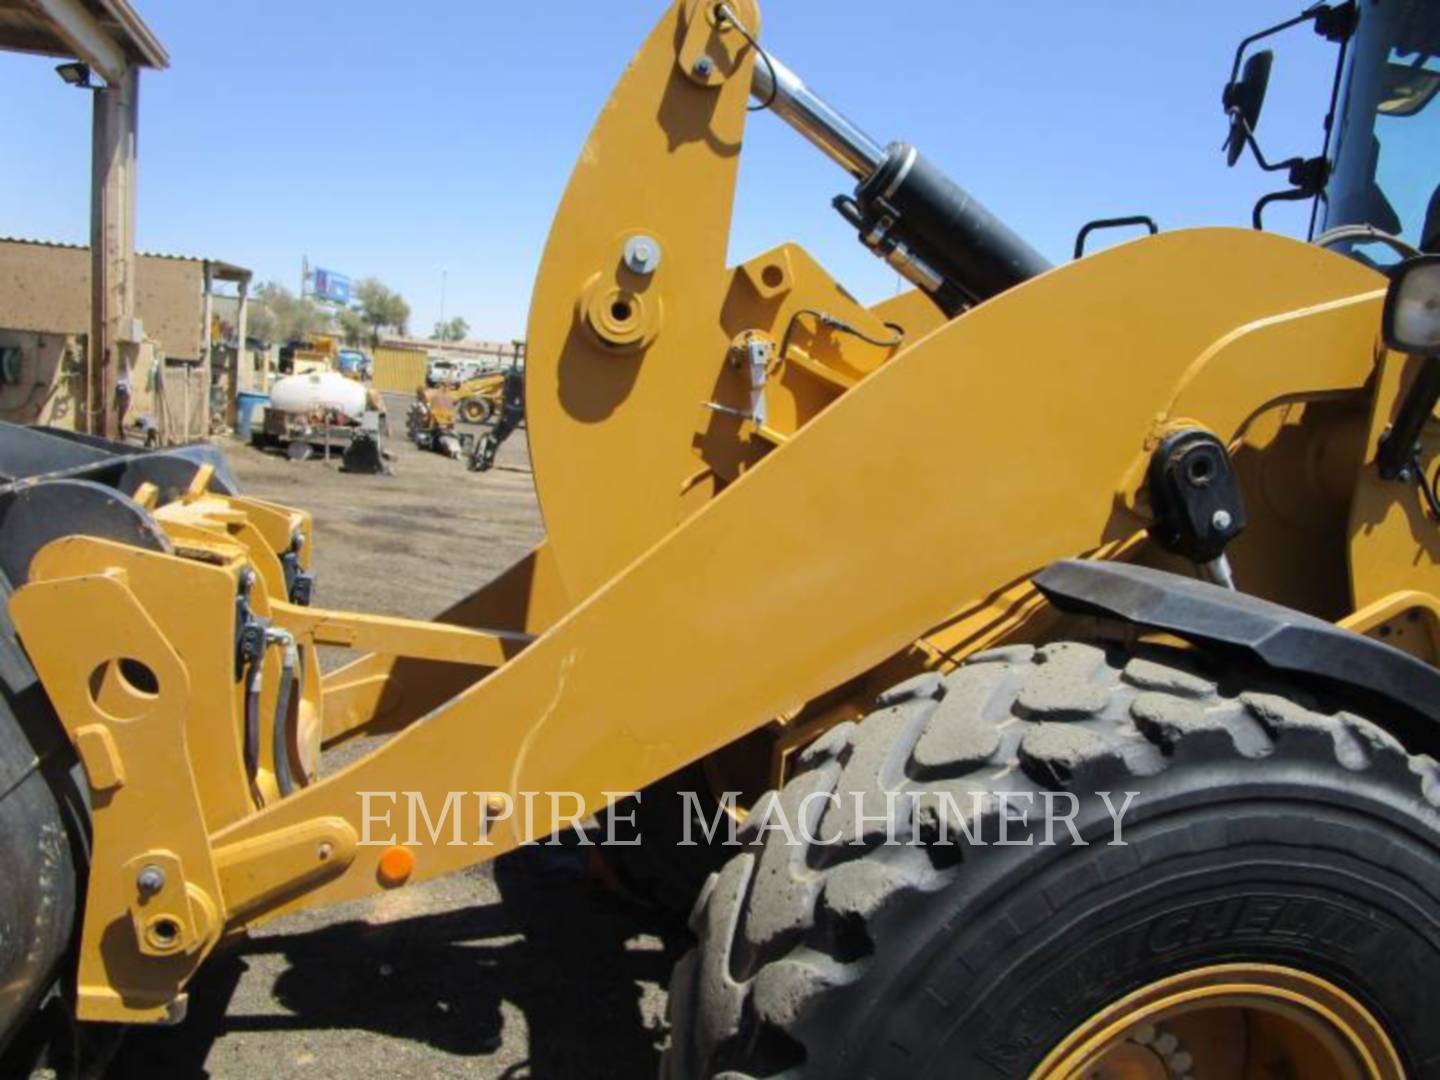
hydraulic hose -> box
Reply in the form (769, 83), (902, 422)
(267, 628), (300, 797)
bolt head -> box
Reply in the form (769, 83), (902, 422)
(623, 235), (662, 275)
(692, 55), (715, 77)
(1211, 509), (1233, 532)
(137, 865), (166, 893)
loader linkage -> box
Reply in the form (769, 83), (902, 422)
(6, 2), (1440, 1067)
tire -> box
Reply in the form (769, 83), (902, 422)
(471, 436), (497, 472)
(0, 686), (81, 1062)
(459, 397), (492, 424)
(664, 640), (1440, 1078)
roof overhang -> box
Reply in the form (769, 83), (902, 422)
(206, 260), (253, 286)
(0, 0), (167, 83)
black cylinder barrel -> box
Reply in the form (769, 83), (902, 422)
(857, 143), (1052, 306)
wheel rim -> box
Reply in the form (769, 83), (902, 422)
(1031, 963), (1403, 1080)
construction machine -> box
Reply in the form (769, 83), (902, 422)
(3, 1), (1440, 1076)
(468, 359), (526, 472)
(276, 334), (338, 377)
(455, 342), (528, 428)
(453, 370), (506, 424)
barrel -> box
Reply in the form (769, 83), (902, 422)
(235, 391), (270, 440)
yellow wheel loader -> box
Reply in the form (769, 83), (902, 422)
(468, 360), (527, 473)
(3, 1), (1440, 1076)
(454, 370), (506, 425)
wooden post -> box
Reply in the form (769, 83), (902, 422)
(89, 66), (138, 438)
(234, 277), (250, 397)
(200, 262), (213, 436)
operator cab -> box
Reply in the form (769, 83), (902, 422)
(1322, 0), (1440, 259)
(1225, 0), (1439, 262)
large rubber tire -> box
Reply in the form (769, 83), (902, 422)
(459, 397), (493, 424)
(0, 687), (81, 1061)
(470, 435), (498, 472)
(664, 641), (1440, 1078)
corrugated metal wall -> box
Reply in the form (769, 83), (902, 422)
(371, 345), (428, 394)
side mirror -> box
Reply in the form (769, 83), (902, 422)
(1222, 49), (1274, 166)
(1383, 255), (1440, 356)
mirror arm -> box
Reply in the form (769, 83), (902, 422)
(1227, 8), (1321, 86)
(1227, 1), (1355, 84)
(1227, 109), (1309, 175)
(1253, 186), (1317, 231)
(1250, 152), (1331, 230)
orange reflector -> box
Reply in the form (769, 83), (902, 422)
(377, 845), (414, 887)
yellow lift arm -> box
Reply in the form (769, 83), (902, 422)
(10, 0), (1435, 1028)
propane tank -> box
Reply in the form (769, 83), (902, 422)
(269, 371), (368, 421)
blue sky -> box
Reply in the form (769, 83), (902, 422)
(0, 2), (1344, 341)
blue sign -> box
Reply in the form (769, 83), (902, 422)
(313, 268), (352, 305)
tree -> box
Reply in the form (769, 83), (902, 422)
(430, 316), (469, 342)
(250, 281), (326, 344)
(245, 301), (276, 345)
(354, 277), (411, 345)
(337, 307), (371, 348)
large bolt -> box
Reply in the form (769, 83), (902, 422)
(1211, 509), (1233, 531)
(137, 865), (166, 894)
(692, 55), (715, 78)
(623, 234), (662, 275)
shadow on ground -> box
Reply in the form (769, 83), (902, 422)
(109, 845), (688, 1079)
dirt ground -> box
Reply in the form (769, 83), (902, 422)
(107, 395), (684, 1079)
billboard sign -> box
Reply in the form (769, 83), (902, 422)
(312, 267), (352, 305)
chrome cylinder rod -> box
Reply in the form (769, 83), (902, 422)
(751, 53), (884, 180)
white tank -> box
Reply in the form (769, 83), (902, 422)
(269, 371), (368, 421)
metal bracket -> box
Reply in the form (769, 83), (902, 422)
(1146, 428), (1246, 588)
(9, 570), (224, 1022)
(677, 0), (759, 87)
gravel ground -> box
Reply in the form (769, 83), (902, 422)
(107, 395), (684, 1079)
